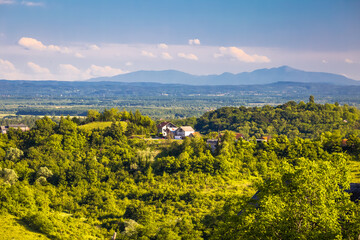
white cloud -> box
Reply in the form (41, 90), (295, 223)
(189, 39), (201, 45)
(27, 62), (50, 74)
(0, 0), (15, 4)
(214, 46), (270, 63)
(58, 64), (82, 80)
(125, 62), (133, 66)
(21, 1), (44, 6)
(345, 58), (353, 64)
(85, 64), (127, 78)
(0, 58), (25, 80)
(0, 58), (16, 72)
(18, 37), (82, 57)
(141, 50), (156, 58)
(89, 44), (100, 50)
(161, 52), (173, 60)
(59, 64), (81, 74)
(18, 37), (47, 50)
(322, 60), (328, 64)
(158, 43), (168, 49)
(75, 52), (85, 58)
(59, 64), (127, 80)
(178, 52), (199, 61)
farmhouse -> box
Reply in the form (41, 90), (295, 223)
(256, 135), (271, 143)
(157, 122), (178, 137)
(174, 126), (195, 138)
(0, 124), (30, 134)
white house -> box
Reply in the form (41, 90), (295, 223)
(157, 122), (178, 137)
(174, 126), (195, 138)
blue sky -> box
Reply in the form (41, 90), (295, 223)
(0, 0), (359, 80)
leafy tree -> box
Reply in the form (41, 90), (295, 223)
(0, 168), (18, 185)
(213, 155), (358, 239)
(87, 109), (100, 122)
(5, 147), (23, 162)
(37, 166), (53, 178)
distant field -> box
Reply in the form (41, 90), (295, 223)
(78, 121), (127, 131)
(0, 113), (16, 118)
(0, 214), (50, 240)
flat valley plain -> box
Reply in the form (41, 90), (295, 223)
(1, 80), (360, 119)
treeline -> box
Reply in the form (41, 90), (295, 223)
(0, 115), (41, 128)
(16, 108), (88, 116)
(0, 107), (360, 239)
(195, 97), (360, 139)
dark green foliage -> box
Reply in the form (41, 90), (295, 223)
(196, 101), (360, 139)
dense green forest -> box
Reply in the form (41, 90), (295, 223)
(196, 97), (360, 139)
(1, 101), (360, 239)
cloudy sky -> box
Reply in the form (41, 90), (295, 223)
(0, 0), (359, 80)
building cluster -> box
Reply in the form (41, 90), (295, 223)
(156, 122), (195, 139)
(0, 124), (30, 134)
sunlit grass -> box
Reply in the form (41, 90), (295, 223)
(78, 121), (127, 131)
(0, 213), (50, 240)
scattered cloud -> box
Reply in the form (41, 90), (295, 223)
(322, 60), (328, 63)
(161, 52), (173, 60)
(0, 58), (25, 80)
(178, 52), (199, 61)
(345, 58), (353, 64)
(214, 46), (270, 63)
(0, 0), (44, 6)
(59, 64), (81, 75)
(60, 64), (128, 80)
(141, 50), (156, 58)
(18, 37), (81, 57)
(89, 44), (100, 51)
(0, 0), (15, 4)
(18, 37), (46, 50)
(125, 62), (133, 66)
(158, 43), (168, 49)
(85, 64), (127, 78)
(0, 58), (16, 72)
(21, 1), (44, 6)
(189, 39), (201, 45)
(27, 61), (50, 74)
(75, 52), (85, 58)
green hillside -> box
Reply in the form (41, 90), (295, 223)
(0, 105), (360, 239)
(0, 213), (50, 240)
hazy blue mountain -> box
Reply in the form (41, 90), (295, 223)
(88, 66), (360, 86)
(89, 70), (205, 85)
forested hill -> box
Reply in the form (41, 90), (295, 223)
(195, 97), (360, 139)
(1, 107), (360, 239)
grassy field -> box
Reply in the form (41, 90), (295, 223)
(78, 121), (127, 131)
(0, 113), (16, 118)
(0, 214), (50, 240)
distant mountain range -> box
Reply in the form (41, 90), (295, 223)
(88, 66), (360, 86)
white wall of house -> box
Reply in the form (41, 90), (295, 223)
(175, 128), (194, 138)
(159, 124), (177, 136)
